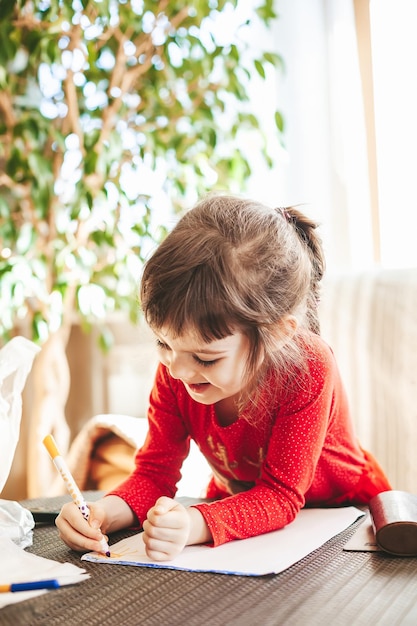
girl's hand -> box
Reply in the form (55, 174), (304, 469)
(55, 495), (136, 553)
(142, 497), (190, 561)
(55, 500), (108, 553)
(143, 496), (212, 561)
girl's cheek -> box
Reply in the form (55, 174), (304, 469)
(158, 353), (170, 368)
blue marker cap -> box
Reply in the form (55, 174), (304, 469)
(9, 579), (60, 592)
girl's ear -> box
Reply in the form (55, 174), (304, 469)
(282, 315), (298, 339)
(272, 315), (298, 346)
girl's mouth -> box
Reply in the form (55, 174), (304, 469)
(187, 382), (210, 393)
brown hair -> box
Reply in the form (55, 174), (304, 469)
(140, 194), (325, 404)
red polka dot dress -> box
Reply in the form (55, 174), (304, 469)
(109, 333), (390, 546)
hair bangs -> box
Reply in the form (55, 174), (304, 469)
(142, 262), (237, 343)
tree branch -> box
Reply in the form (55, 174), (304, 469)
(61, 24), (84, 146)
(0, 91), (16, 127)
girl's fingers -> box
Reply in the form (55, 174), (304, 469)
(147, 500), (187, 528)
(143, 518), (184, 541)
(56, 516), (101, 552)
(153, 496), (177, 514)
(55, 501), (107, 552)
(142, 533), (183, 561)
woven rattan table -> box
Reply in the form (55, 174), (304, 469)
(1, 494), (417, 626)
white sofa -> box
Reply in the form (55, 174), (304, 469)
(319, 267), (417, 493)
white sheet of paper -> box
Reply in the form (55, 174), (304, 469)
(343, 513), (380, 552)
(82, 506), (364, 576)
(0, 538), (90, 609)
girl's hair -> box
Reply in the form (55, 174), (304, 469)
(140, 194), (325, 405)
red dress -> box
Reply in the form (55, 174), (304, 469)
(109, 334), (390, 546)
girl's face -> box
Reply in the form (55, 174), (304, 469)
(154, 326), (252, 405)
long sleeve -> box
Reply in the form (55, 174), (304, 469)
(107, 367), (191, 525)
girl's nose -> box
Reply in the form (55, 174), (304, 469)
(168, 354), (196, 381)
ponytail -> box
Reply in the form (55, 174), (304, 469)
(281, 207), (325, 334)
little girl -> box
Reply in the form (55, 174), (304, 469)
(56, 194), (390, 560)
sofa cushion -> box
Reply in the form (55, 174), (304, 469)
(319, 268), (417, 492)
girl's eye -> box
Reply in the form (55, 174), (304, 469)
(193, 356), (217, 367)
(156, 339), (217, 366)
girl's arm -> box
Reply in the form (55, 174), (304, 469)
(106, 363), (192, 527)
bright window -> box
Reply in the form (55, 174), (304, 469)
(370, 0), (417, 268)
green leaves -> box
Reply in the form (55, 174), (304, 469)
(0, 0), (284, 346)
(255, 0), (278, 24)
(0, 0), (16, 19)
(275, 111), (285, 132)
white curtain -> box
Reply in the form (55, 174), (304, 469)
(248, 0), (417, 271)
(248, 0), (373, 270)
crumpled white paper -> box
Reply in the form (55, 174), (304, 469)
(0, 499), (35, 549)
(0, 336), (40, 547)
(0, 336), (40, 493)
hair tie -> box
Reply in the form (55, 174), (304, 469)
(277, 207), (291, 223)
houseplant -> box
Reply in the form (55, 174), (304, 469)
(0, 0), (282, 495)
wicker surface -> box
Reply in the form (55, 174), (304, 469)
(1, 497), (417, 626)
